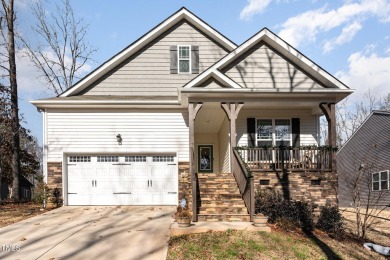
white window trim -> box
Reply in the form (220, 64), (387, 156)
(178, 45), (191, 74)
(372, 170), (389, 191)
(256, 118), (292, 146)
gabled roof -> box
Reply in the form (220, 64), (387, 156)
(184, 28), (351, 91)
(337, 110), (390, 154)
(60, 7), (237, 97)
(200, 71), (242, 89)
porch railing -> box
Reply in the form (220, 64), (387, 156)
(235, 146), (334, 172)
(232, 149), (254, 221)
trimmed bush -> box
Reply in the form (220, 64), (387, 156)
(317, 203), (345, 235)
(255, 190), (314, 232)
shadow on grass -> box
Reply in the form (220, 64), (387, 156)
(304, 230), (342, 260)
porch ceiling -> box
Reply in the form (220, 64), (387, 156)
(195, 103), (226, 133)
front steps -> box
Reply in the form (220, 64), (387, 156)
(197, 173), (250, 222)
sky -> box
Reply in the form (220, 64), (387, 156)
(12, 0), (390, 145)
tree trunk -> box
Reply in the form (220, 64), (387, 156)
(3, 0), (20, 201)
(0, 172), (2, 203)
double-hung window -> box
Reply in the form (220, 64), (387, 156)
(372, 170), (389, 191)
(256, 119), (291, 147)
(178, 45), (190, 73)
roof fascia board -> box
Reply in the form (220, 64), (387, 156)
(213, 71), (242, 89)
(30, 100), (181, 109)
(60, 8), (236, 98)
(181, 88), (354, 94)
(182, 9), (236, 51)
(189, 70), (242, 88)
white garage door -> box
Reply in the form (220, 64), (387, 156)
(67, 155), (178, 205)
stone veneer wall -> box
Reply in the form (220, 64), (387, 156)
(253, 171), (337, 210)
(178, 162), (192, 211)
(47, 162), (63, 207)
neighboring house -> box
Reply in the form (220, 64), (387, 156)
(1, 176), (34, 201)
(31, 8), (353, 221)
(337, 111), (390, 207)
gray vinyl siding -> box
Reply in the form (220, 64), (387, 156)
(82, 20), (228, 97)
(223, 43), (325, 89)
(338, 112), (390, 207)
(236, 108), (319, 147)
(46, 109), (189, 162)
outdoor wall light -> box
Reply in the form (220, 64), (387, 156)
(116, 134), (122, 145)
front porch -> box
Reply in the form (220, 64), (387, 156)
(186, 99), (338, 222)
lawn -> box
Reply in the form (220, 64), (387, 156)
(0, 202), (48, 228)
(167, 228), (387, 260)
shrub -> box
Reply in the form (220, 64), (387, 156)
(52, 187), (63, 207)
(32, 176), (50, 207)
(255, 190), (314, 232)
(317, 203), (345, 235)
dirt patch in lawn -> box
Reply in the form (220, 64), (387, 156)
(0, 202), (50, 228)
(341, 208), (390, 246)
(168, 227), (388, 260)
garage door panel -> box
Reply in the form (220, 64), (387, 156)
(163, 178), (177, 191)
(67, 155), (178, 206)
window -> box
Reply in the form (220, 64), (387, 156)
(153, 156), (174, 162)
(178, 46), (190, 73)
(125, 156), (146, 162)
(256, 119), (291, 147)
(23, 189), (31, 198)
(97, 156), (119, 162)
(69, 156), (91, 163)
(372, 170), (389, 191)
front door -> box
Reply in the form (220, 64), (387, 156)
(198, 145), (213, 173)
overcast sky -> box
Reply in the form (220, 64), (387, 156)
(14, 0), (390, 145)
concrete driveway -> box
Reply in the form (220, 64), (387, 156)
(0, 206), (175, 260)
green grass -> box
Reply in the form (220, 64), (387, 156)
(167, 229), (373, 260)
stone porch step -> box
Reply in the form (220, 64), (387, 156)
(197, 173), (235, 177)
(198, 207), (248, 214)
(198, 194), (244, 200)
(198, 177), (237, 181)
(199, 188), (240, 193)
(199, 180), (237, 186)
(197, 214), (251, 222)
(197, 172), (249, 222)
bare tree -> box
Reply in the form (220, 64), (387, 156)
(321, 90), (390, 146)
(22, 0), (96, 95)
(379, 93), (390, 111)
(340, 145), (390, 239)
(1, 0), (21, 201)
